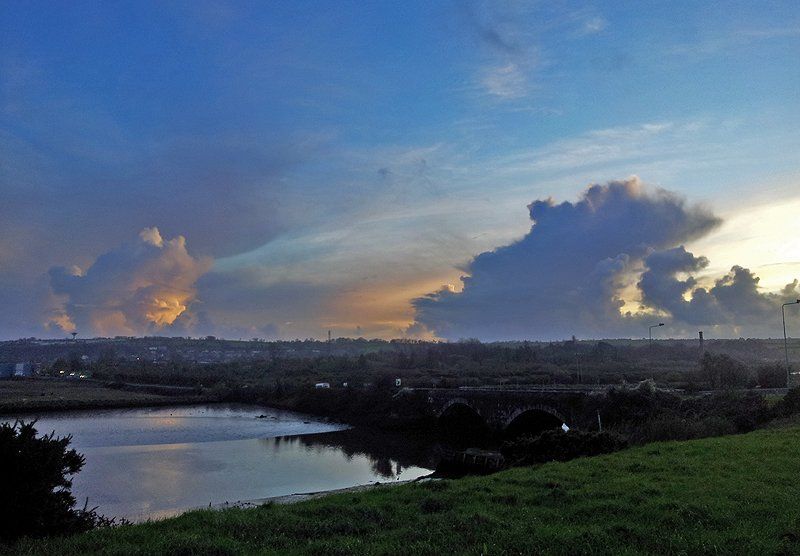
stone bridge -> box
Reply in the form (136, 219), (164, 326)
(411, 387), (604, 434)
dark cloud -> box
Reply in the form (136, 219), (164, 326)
(637, 246), (718, 325)
(413, 178), (726, 340)
(640, 248), (800, 331)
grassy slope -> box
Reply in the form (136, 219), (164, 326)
(11, 426), (800, 555)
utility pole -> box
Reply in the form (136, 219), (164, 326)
(648, 323), (664, 347)
(782, 300), (800, 386)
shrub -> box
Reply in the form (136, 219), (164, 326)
(683, 391), (770, 433)
(777, 387), (800, 416)
(757, 364), (787, 388)
(503, 430), (628, 466)
(699, 353), (754, 389)
(594, 380), (682, 427)
(0, 420), (110, 543)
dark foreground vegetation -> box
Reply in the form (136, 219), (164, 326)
(9, 423), (800, 555)
(0, 421), (112, 543)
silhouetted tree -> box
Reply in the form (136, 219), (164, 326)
(0, 421), (108, 542)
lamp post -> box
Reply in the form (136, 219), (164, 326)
(649, 323), (664, 348)
(782, 300), (800, 386)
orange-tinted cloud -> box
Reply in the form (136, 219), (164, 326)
(48, 228), (212, 337)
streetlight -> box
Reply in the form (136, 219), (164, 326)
(782, 299), (800, 385)
(649, 323), (664, 347)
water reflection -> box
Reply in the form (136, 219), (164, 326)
(266, 429), (439, 481)
(3, 405), (437, 522)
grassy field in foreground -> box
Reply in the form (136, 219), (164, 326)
(11, 426), (800, 555)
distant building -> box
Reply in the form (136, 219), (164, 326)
(14, 363), (33, 377)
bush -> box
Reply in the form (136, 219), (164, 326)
(682, 390), (770, 433)
(777, 387), (800, 416)
(503, 430), (628, 466)
(594, 387), (772, 445)
(700, 353), (754, 389)
(757, 364), (787, 388)
(0, 420), (110, 543)
(594, 380), (682, 427)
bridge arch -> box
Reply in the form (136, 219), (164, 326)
(436, 397), (482, 418)
(436, 398), (490, 441)
(503, 405), (565, 438)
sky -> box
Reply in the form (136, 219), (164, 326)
(1, 0), (799, 341)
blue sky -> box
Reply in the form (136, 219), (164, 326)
(1, 1), (799, 340)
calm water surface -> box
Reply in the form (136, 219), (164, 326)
(7, 405), (436, 521)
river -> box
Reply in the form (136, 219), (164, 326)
(4, 404), (438, 521)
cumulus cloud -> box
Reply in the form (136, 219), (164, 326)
(48, 228), (212, 336)
(640, 247), (800, 332)
(414, 178), (800, 340)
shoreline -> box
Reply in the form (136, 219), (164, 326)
(126, 476), (434, 524)
(210, 475), (435, 511)
(122, 466), (435, 524)
(0, 395), (218, 418)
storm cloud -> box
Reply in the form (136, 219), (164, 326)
(48, 228), (212, 337)
(412, 178), (799, 340)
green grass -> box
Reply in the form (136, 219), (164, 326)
(11, 426), (800, 555)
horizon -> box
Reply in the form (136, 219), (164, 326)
(4, 334), (795, 344)
(2, 2), (799, 342)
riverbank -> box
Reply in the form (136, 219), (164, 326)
(213, 476), (432, 511)
(11, 423), (800, 554)
(0, 379), (211, 414)
(0, 379), (431, 435)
